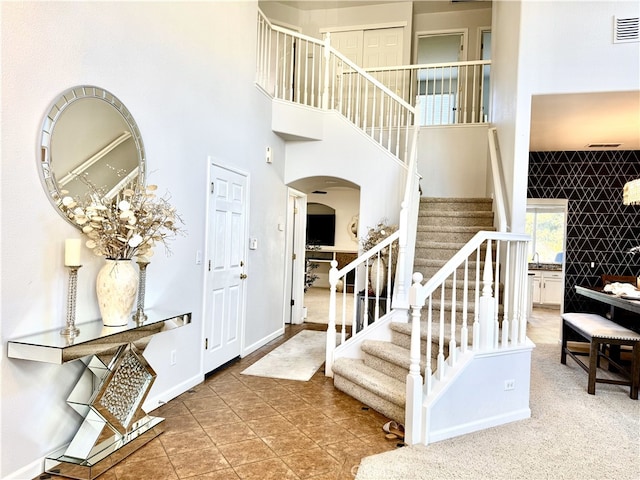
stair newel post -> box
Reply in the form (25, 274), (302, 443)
(322, 33), (331, 111)
(325, 260), (338, 377)
(501, 240), (511, 348)
(513, 240), (525, 345)
(478, 239), (496, 350)
(405, 272), (424, 445)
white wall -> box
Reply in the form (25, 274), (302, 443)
(492, 0), (640, 233)
(284, 112), (406, 237)
(413, 7), (492, 61)
(260, 0), (414, 64)
(418, 124), (490, 198)
(0, 2), (288, 477)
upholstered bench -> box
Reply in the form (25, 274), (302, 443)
(561, 312), (640, 399)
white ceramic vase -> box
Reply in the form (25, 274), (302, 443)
(369, 257), (387, 296)
(96, 259), (138, 327)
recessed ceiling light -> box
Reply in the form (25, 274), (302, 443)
(586, 143), (622, 148)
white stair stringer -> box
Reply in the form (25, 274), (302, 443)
(421, 342), (534, 445)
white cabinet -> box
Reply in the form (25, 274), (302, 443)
(530, 270), (563, 306)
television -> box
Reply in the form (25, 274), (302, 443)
(306, 214), (335, 246)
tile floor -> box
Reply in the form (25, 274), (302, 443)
(37, 308), (561, 480)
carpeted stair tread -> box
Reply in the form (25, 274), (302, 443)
(361, 339), (431, 381)
(332, 357), (405, 407)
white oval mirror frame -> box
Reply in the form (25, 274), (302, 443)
(38, 86), (146, 228)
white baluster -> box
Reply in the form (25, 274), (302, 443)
(501, 240), (511, 348)
(461, 258), (469, 353)
(449, 270), (457, 366)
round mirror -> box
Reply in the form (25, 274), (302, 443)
(39, 86), (145, 227)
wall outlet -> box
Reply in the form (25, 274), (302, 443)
(504, 379), (515, 391)
(170, 350), (177, 366)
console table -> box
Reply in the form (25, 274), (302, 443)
(8, 309), (191, 480)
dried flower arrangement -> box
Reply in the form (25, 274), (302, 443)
(360, 219), (398, 254)
(59, 182), (185, 261)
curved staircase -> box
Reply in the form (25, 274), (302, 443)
(332, 197), (497, 423)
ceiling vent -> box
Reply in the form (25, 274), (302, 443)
(586, 142), (622, 149)
(614, 16), (639, 43)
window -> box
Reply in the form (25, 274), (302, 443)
(525, 204), (566, 264)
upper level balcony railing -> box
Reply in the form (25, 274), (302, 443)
(365, 61), (491, 126)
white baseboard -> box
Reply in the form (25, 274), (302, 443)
(5, 454), (52, 480)
(6, 373), (205, 480)
(242, 327), (284, 357)
(427, 408), (531, 444)
(143, 372), (204, 413)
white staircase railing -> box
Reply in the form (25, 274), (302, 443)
(256, 10), (416, 164)
(325, 115), (421, 377)
(404, 231), (530, 444)
(488, 127), (510, 232)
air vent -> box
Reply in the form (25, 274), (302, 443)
(586, 142), (622, 149)
(311, 190), (327, 194)
(614, 16), (639, 43)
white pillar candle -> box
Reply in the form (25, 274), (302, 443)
(64, 239), (82, 266)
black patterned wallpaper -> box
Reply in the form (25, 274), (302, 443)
(528, 150), (640, 314)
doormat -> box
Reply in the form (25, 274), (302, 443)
(241, 330), (335, 382)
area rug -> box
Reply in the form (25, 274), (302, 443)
(355, 343), (640, 480)
(240, 330), (334, 381)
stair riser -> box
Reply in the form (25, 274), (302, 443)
(333, 375), (405, 423)
(420, 200), (493, 213)
(417, 231), (478, 243)
(418, 216), (494, 228)
(363, 352), (409, 383)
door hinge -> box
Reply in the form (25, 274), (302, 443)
(294, 206), (299, 214)
(292, 253), (297, 260)
(291, 299), (295, 306)
(210, 182), (214, 194)
(205, 338), (208, 349)
(208, 260), (211, 271)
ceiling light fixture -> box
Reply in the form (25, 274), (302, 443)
(623, 179), (640, 205)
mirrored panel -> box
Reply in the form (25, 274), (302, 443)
(39, 86), (145, 228)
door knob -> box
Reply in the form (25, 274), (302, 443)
(240, 273), (247, 280)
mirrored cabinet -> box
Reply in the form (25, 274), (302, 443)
(8, 310), (191, 480)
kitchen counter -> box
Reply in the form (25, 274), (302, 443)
(528, 263), (562, 271)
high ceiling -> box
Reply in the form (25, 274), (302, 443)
(271, 1), (640, 153)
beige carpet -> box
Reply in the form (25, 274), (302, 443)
(240, 330), (331, 381)
(356, 343), (640, 480)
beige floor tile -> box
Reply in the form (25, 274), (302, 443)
(217, 438), (277, 467)
(233, 458), (301, 480)
(168, 445), (230, 478)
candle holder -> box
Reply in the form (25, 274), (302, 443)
(132, 259), (149, 324)
(61, 265), (81, 337)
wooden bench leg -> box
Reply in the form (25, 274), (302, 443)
(631, 343), (640, 400)
(588, 338), (599, 395)
(561, 319), (568, 365)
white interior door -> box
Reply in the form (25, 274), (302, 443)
(204, 163), (248, 374)
(285, 189), (307, 325)
(362, 27), (404, 68)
